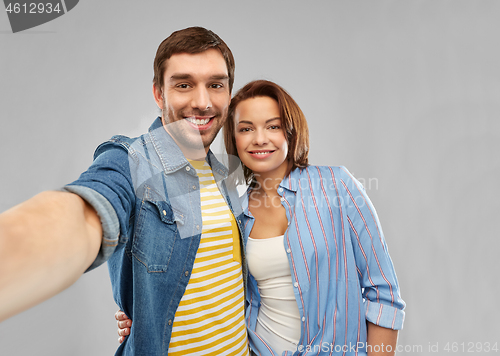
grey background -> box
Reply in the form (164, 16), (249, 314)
(1, 1), (499, 355)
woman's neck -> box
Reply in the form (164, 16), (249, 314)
(252, 160), (292, 198)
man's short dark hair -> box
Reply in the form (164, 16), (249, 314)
(153, 27), (235, 93)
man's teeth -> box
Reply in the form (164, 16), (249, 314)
(186, 117), (210, 125)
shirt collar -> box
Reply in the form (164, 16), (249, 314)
(147, 117), (228, 178)
(279, 167), (301, 193)
(241, 189), (252, 218)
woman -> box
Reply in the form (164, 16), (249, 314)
(117, 80), (405, 355)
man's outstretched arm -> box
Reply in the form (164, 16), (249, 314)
(0, 190), (102, 322)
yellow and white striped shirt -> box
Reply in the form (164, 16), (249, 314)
(168, 159), (249, 356)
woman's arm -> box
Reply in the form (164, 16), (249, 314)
(367, 322), (398, 356)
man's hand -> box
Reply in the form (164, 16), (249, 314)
(115, 310), (132, 343)
(0, 191), (102, 322)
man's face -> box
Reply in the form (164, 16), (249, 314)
(153, 49), (231, 157)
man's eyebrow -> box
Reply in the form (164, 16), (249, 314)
(169, 74), (192, 81)
(209, 74), (229, 81)
(169, 74), (229, 81)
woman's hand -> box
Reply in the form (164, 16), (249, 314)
(115, 310), (132, 343)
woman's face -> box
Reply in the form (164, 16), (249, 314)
(233, 96), (289, 177)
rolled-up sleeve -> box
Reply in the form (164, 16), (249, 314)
(340, 166), (406, 330)
(64, 140), (136, 271)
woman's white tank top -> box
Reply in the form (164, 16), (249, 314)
(246, 235), (301, 354)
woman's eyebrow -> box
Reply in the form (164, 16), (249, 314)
(237, 117), (280, 125)
(265, 117), (280, 124)
(236, 120), (253, 125)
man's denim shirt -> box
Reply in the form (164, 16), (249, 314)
(65, 117), (245, 356)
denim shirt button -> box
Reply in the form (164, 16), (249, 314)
(162, 210), (167, 216)
(196, 225), (200, 230)
(168, 320), (172, 325)
(186, 166), (190, 171)
(192, 185), (196, 190)
(185, 271), (189, 277)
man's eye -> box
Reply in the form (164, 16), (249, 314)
(211, 83), (223, 89)
(177, 84), (190, 89)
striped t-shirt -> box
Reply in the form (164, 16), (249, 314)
(168, 159), (249, 356)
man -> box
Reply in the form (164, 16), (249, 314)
(0, 27), (249, 355)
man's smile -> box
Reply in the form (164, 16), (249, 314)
(184, 116), (215, 130)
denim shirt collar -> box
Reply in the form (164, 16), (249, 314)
(148, 117), (228, 179)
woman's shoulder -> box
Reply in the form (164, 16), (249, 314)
(283, 166), (353, 194)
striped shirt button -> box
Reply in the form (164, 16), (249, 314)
(280, 197), (285, 202)
(286, 248), (291, 253)
(294, 282), (298, 288)
(278, 188), (283, 193)
(302, 317), (305, 322)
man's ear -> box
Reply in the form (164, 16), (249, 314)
(152, 84), (163, 109)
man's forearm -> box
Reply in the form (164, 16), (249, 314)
(0, 191), (102, 322)
(366, 321), (399, 356)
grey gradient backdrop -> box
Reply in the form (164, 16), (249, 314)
(1, 1), (499, 355)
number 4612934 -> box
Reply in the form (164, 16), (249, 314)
(5, 3), (62, 14)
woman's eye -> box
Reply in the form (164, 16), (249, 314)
(269, 125), (281, 130)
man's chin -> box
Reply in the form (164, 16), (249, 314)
(163, 115), (223, 153)
(176, 132), (216, 153)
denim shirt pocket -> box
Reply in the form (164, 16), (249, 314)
(132, 198), (184, 273)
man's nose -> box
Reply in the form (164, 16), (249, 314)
(191, 86), (212, 111)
